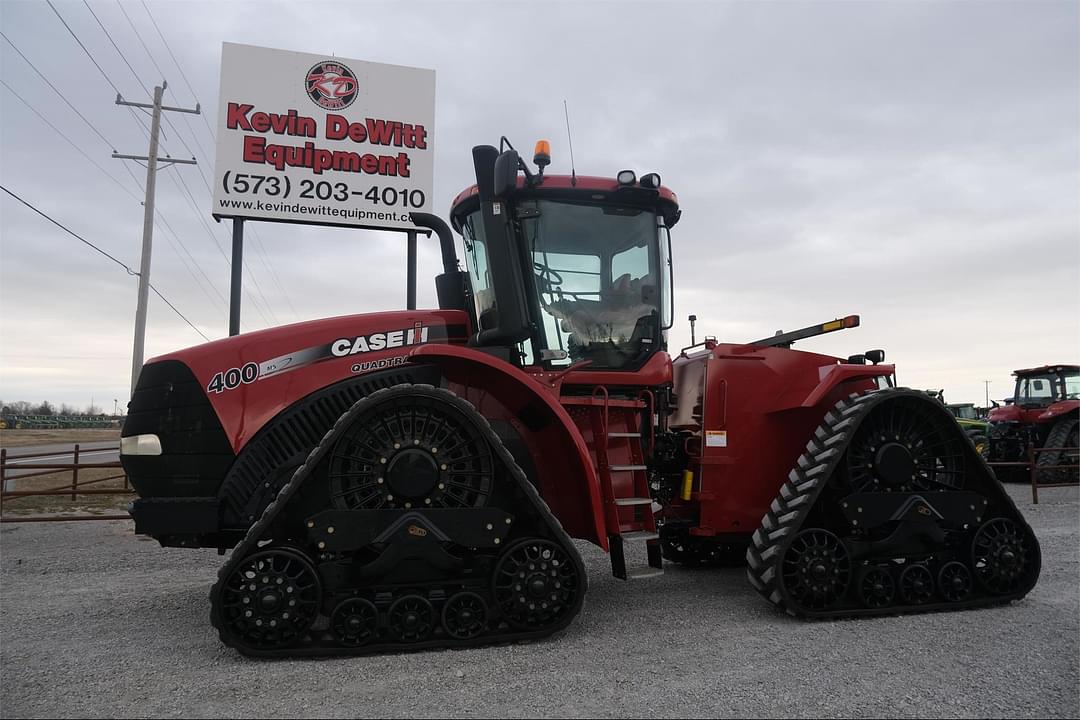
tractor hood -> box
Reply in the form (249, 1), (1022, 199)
(143, 309), (471, 450)
(989, 399), (1080, 426)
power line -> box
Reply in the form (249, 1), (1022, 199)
(0, 80), (141, 203)
(114, 0), (166, 79)
(82, 0), (150, 96)
(45, 0), (152, 143)
(140, 1), (198, 106)
(60, 8), (224, 324)
(166, 169), (277, 327)
(248, 225), (301, 321)
(1, 185), (212, 342)
(127, 3), (287, 328)
(0, 31), (115, 151)
(153, 206), (229, 310)
(140, 0), (217, 144)
(46, 0), (120, 95)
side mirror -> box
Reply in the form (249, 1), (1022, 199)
(1032, 380), (1044, 391)
(493, 149), (520, 199)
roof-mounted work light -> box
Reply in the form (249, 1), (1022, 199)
(639, 172), (661, 189)
(617, 170), (636, 186)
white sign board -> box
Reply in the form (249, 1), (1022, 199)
(212, 42), (435, 232)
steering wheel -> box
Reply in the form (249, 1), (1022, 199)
(533, 262), (564, 288)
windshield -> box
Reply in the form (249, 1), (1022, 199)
(1014, 371), (1080, 406)
(519, 199), (664, 369)
(952, 406), (979, 420)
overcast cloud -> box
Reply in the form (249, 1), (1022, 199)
(1, 0), (1077, 411)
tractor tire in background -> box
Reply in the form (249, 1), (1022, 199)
(967, 429), (989, 461)
(1036, 417), (1079, 485)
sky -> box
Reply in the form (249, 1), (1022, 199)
(0, 0), (1077, 412)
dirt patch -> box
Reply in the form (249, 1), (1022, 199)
(0, 428), (121, 448)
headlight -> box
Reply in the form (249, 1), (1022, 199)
(120, 434), (162, 456)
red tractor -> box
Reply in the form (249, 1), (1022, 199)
(988, 364), (1079, 482)
(120, 140), (1039, 657)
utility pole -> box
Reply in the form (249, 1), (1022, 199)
(113, 81), (199, 398)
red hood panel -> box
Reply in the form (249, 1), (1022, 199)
(149, 309), (471, 450)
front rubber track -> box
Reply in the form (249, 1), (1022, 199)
(209, 383), (587, 657)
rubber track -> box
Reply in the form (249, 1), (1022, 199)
(209, 383), (587, 657)
(745, 386), (1040, 618)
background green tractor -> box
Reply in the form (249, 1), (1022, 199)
(925, 390), (990, 458)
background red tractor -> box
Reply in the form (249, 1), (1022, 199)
(988, 364), (1079, 483)
(120, 140), (1039, 656)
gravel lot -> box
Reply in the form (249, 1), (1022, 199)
(2, 484), (1077, 719)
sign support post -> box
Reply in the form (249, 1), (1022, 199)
(229, 218), (245, 336)
(406, 230), (418, 310)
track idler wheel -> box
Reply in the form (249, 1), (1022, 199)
(938, 561), (974, 602)
(388, 595), (435, 643)
(899, 564), (934, 605)
(217, 547), (321, 651)
(442, 591), (488, 640)
(331, 598), (379, 646)
(972, 518), (1037, 595)
(780, 528), (851, 611)
(858, 567), (896, 608)
(493, 538), (582, 630)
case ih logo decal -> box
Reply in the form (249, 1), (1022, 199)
(305, 61), (358, 111)
(330, 324), (429, 357)
(204, 323), (465, 395)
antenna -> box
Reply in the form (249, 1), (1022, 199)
(563, 99), (577, 186)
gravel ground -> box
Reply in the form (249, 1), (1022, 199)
(2, 484), (1077, 719)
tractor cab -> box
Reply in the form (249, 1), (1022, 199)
(1008, 365), (1080, 409)
(449, 141), (679, 372)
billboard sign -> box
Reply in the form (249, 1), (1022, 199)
(212, 42), (435, 232)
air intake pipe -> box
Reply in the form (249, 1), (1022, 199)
(409, 211), (469, 313)
(409, 212), (459, 274)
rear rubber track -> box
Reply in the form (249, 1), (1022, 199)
(746, 386), (1041, 618)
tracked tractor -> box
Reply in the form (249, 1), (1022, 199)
(120, 140), (1040, 657)
(988, 365), (1079, 483)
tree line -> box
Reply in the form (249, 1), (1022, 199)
(1, 400), (115, 417)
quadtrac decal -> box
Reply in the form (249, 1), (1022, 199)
(204, 322), (465, 394)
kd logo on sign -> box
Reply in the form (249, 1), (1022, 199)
(305, 61), (358, 111)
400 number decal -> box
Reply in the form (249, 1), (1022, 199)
(207, 363), (259, 394)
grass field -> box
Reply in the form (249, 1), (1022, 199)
(0, 428), (121, 448)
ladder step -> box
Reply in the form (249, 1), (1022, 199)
(626, 566), (664, 580)
(609, 464), (647, 472)
(619, 530), (659, 542)
(613, 497), (653, 507)
(607, 432), (640, 438)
